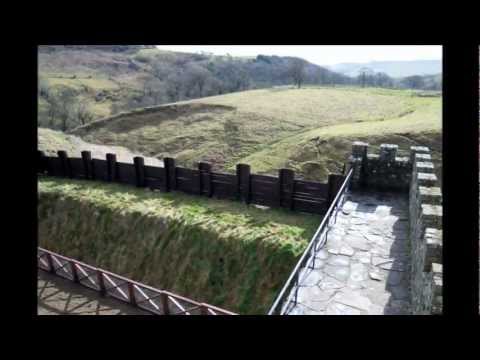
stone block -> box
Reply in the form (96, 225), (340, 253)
(420, 204), (443, 229)
(415, 153), (432, 161)
(410, 146), (430, 163)
(410, 146), (430, 153)
(418, 186), (442, 205)
(424, 230), (443, 271)
(379, 144), (398, 162)
(395, 156), (410, 164)
(417, 172), (438, 187)
(432, 262), (443, 275)
(415, 161), (435, 174)
(352, 141), (368, 159)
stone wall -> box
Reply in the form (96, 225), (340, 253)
(348, 142), (412, 192)
(348, 142), (443, 314)
(408, 146), (443, 314)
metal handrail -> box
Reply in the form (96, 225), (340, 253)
(267, 168), (353, 315)
(37, 247), (237, 315)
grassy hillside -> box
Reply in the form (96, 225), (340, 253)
(70, 87), (442, 182)
(38, 46), (349, 131)
(38, 47), (152, 126)
(38, 177), (318, 314)
(38, 128), (163, 166)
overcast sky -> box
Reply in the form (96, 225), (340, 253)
(156, 45), (442, 66)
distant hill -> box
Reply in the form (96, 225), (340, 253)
(38, 46), (350, 131)
(327, 60), (442, 78)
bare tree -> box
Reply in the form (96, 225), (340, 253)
(289, 59), (306, 88)
(47, 89), (76, 131)
(38, 77), (50, 99)
(357, 67), (374, 88)
(47, 94), (59, 128)
(59, 97), (73, 131)
(374, 72), (393, 88)
(184, 65), (210, 98)
(152, 62), (173, 80)
(401, 75), (425, 89)
(205, 77), (224, 95)
(75, 100), (94, 126)
(142, 76), (165, 104)
(165, 72), (183, 102)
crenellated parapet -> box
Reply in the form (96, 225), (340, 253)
(348, 142), (412, 191)
(348, 142), (442, 315)
(409, 146), (442, 314)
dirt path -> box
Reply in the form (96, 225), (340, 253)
(37, 271), (148, 315)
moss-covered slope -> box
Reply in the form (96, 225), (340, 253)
(38, 177), (319, 314)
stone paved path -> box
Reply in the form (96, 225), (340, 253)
(287, 191), (411, 315)
(38, 271), (148, 315)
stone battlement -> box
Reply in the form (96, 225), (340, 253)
(348, 141), (442, 315)
(349, 142), (413, 192)
(409, 146), (442, 315)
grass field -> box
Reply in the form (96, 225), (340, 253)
(38, 177), (319, 314)
(70, 87), (442, 182)
(38, 128), (163, 166)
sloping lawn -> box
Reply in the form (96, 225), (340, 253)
(38, 177), (319, 314)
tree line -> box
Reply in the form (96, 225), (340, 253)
(38, 80), (95, 131)
(38, 50), (441, 131)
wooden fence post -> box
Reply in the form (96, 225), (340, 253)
(70, 261), (79, 283)
(198, 162), (212, 196)
(236, 164), (251, 204)
(327, 174), (345, 206)
(47, 253), (55, 274)
(97, 270), (106, 296)
(57, 151), (72, 178)
(81, 151), (92, 180)
(106, 153), (117, 182)
(161, 292), (170, 315)
(164, 158), (176, 192)
(38, 151), (46, 174)
(134, 156), (145, 187)
(279, 169), (295, 210)
(128, 283), (137, 306)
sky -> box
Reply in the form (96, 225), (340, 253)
(156, 45), (442, 66)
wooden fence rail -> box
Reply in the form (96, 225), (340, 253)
(38, 247), (237, 315)
(38, 150), (345, 215)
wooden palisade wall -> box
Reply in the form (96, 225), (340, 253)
(38, 150), (345, 215)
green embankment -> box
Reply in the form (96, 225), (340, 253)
(38, 177), (319, 314)
(70, 87), (442, 182)
(236, 95), (442, 182)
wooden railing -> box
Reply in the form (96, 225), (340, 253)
(38, 150), (345, 215)
(37, 247), (237, 315)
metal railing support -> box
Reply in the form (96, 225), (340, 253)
(267, 169), (353, 315)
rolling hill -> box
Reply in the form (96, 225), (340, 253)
(38, 127), (163, 166)
(68, 86), (442, 183)
(38, 46), (350, 131)
(327, 60), (442, 78)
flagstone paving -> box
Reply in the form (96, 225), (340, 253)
(286, 191), (411, 315)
